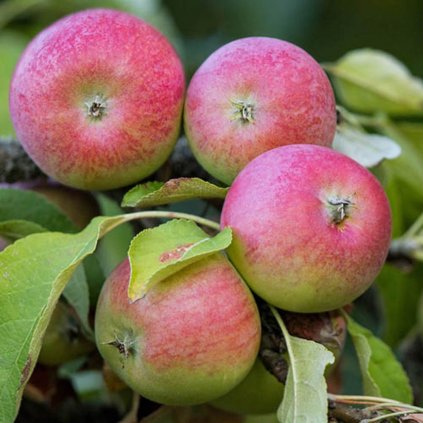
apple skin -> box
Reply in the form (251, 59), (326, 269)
(38, 301), (94, 366)
(211, 359), (284, 415)
(9, 8), (185, 190)
(184, 37), (336, 184)
(94, 254), (261, 406)
(221, 145), (392, 312)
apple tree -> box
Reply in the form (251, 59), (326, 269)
(1, 2), (423, 423)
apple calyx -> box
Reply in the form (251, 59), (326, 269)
(326, 196), (354, 226)
(106, 332), (136, 361)
(85, 93), (108, 120)
(231, 100), (255, 123)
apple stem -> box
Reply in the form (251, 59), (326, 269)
(107, 332), (136, 360)
(123, 210), (221, 231)
(326, 197), (353, 225)
(85, 94), (108, 120)
(231, 100), (255, 123)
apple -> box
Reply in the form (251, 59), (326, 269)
(221, 145), (392, 312)
(38, 300), (94, 366)
(211, 359), (284, 415)
(184, 37), (336, 184)
(211, 308), (346, 415)
(9, 8), (185, 190)
(94, 254), (261, 405)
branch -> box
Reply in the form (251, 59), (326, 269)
(0, 138), (45, 183)
(328, 399), (374, 423)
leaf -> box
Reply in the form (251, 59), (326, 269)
(62, 265), (93, 338)
(128, 220), (232, 301)
(95, 193), (134, 276)
(122, 177), (228, 208)
(0, 219), (47, 241)
(333, 124), (401, 168)
(0, 188), (76, 233)
(277, 336), (334, 423)
(327, 49), (423, 115)
(382, 121), (423, 197)
(0, 214), (133, 423)
(346, 316), (413, 402)
(377, 263), (423, 347)
(272, 309), (334, 423)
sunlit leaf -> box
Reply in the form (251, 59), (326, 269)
(273, 310), (334, 423)
(327, 49), (423, 115)
(128, 219), (231, 301)
(0, 214), (133, 423)
(122, 178), (228, 208)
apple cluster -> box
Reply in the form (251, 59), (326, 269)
(9, 8), (392, 415)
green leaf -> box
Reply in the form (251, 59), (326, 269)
(0, 214), (133, 423)
(272, 309), (334, 423)
(122, 177), (228, 208)
(377, 264), (423, 347)
(0, 217), (93, 338)
(128, 220), (232, 301)
(346, 315), (413, 402)
(0, 188), (76, 233)
(95, 193), (134, 276)
(278, 337), (333, 422)
(62, 265), (93, 338)
(382, 121), (423, 197)
(333, 124), (401, 168)
(0, 219), (47, 241)
(327, 49), (423, 115)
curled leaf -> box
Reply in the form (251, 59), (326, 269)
(122, 177), (228, 208)
(128, 219), (232, 301)
(333, 124), (401, 167)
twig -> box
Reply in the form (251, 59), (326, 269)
(118, 391), (140, 423)
(328, 399), (373, 423)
